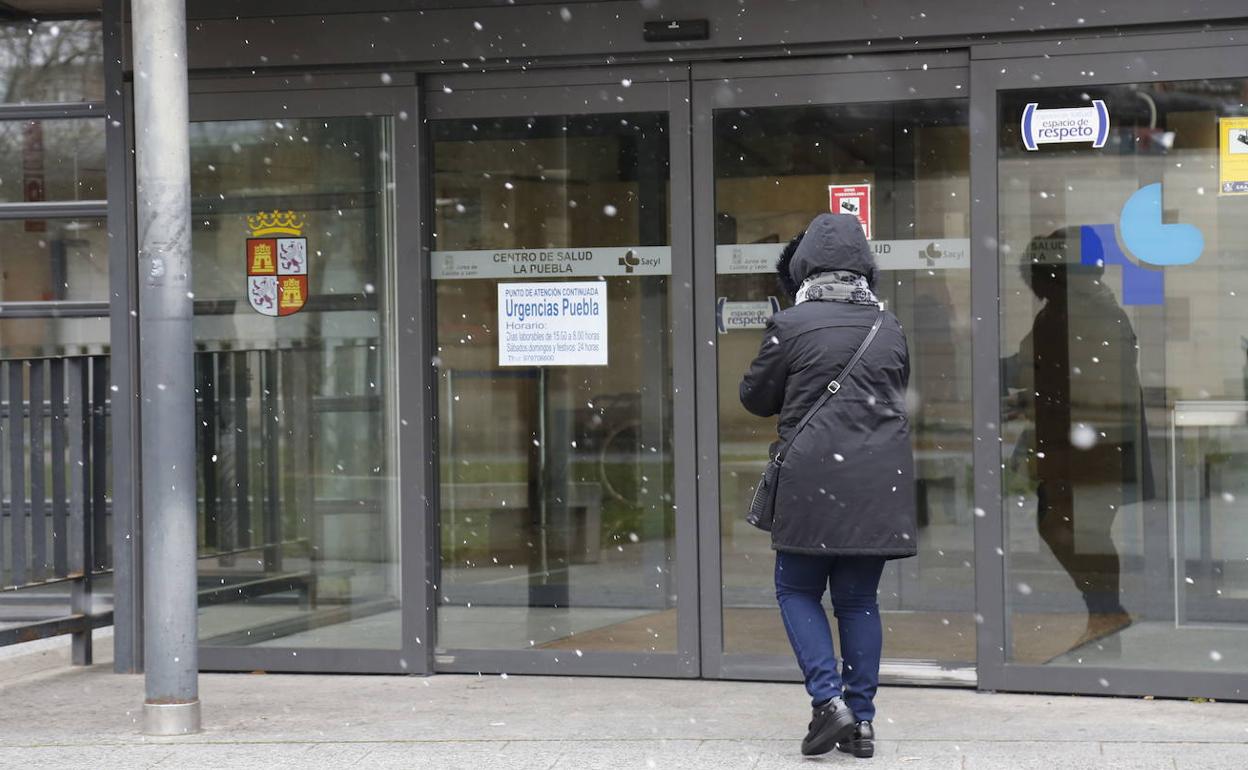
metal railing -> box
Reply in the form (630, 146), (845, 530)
(192, 341), (387, 641)
(0, 339), (388, 660)
(0, 355), (112, 664)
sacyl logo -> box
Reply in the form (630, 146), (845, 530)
(1080, 183), (1205, 306)
(1118, 183), (1204, 267)
(919, 241), (966, 268)
(618, 249), (640, 273)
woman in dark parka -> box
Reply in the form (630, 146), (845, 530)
(740, 213), (916, 759)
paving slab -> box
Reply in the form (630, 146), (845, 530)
(1, 645), (1247, 769)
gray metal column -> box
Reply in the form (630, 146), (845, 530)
(133, 0), (201, 736)
(636, 132), (672, 608)
(105, 0), (144, 674)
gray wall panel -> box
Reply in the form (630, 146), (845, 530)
(167, 1), (1248, 73)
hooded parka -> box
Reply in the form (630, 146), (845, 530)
(740, 214), (917, 558)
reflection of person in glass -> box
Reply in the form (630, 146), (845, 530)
(1003, 228), (1154, 653)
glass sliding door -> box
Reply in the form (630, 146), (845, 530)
(186, 85), (419, 672)
(427, 73), (697, 676)
(694, 55), (976, 681)
(999, 72), (1248, 669)
(977, 40), (1248, 700)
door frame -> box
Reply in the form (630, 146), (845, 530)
(185, 80), (429, 674)
(423, 65), (701, 678)
(690, 52), (977, 685)
(969, 33), (1248, 700)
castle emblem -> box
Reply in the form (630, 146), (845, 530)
(246, 210), (308, 317)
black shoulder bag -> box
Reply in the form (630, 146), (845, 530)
(746, 309), (885, 532)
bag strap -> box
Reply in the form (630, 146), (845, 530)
(776, 308), (885, 463)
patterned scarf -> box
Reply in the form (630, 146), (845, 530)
(795, 270), (880, 306)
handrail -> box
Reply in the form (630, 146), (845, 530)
(0, 341), (387, 663)
(0, 354), (109, 664)
(0, 301), (110, 319)
(0, 294), (379, 322)
(0, 569), (114, 593)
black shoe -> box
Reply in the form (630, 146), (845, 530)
(836, 720), (875, 758)
(800, 696), (857, 756)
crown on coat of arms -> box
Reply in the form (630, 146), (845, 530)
(248, 210), (306, 237)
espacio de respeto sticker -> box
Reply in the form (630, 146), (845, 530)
(497, 281), (608, 367)
(1021, 100), (1110, 151)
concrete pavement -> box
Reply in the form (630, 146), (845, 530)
(1, 639), (1247, 768)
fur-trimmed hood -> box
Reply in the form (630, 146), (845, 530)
(775, 231), (804, 299)
(776, 214), (877, 299)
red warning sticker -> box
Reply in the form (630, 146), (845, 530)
(828, 184), (872, 240)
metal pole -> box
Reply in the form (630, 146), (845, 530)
(132, 0), (200, 736)
(103, 0), (145, 675)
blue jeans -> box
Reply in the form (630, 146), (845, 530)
(774, 551), (887, 720)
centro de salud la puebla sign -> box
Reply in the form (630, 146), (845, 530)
(1021, 100), (1110, 151)
(432, 246), (671, 280)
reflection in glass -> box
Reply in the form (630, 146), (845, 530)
(1002, 230), (1150, 656)
(0, 217), (107, 300)
(0, 218), (108, 358)
(0, 119), (105, 203)
(0, 20), (102, 104)
(431, 113), (676, 653)
(713, 101), (975, 666)
(999, 79), (1248, 670)
(189, 116), (399, 649)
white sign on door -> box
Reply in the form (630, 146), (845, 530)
(716, 296), (781, 333)
(497, 281), (608, 367)
(434, 246), (670, 280)
(715, 239), (971, 274)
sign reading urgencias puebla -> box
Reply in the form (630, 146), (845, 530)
(497, 281), (608, 366)
(247, 210), (309, 317)
(1021, 100), (1110, 151)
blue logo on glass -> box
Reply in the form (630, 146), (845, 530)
(1079, 225), (1164, 306)
(1117, 183), (1204, 266)
(1079, 183), (1203, 306)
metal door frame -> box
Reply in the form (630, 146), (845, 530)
(970, 33), (1248, 701)
(184, 79), (429, 674)
(690, 52), (976, 686)
(423, 66), (701, 678)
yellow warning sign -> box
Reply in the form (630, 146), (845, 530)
(1218, 117), (1248, 196)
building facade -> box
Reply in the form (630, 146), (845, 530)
(4, 0), (1248, 702)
